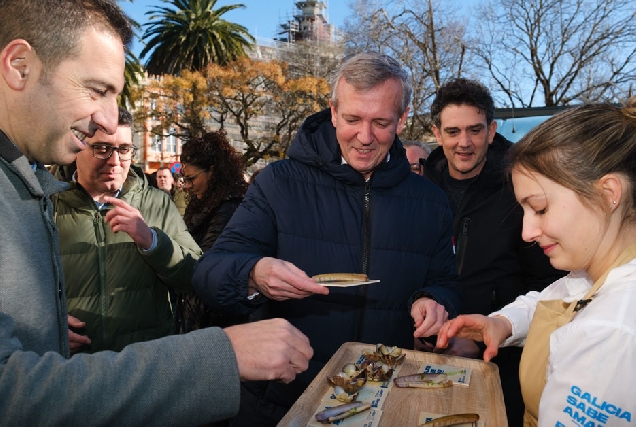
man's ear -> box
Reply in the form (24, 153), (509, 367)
(487, 120), (498, 144)
(1, 39), (38, 90)
(396, 106), (410, 135)
(431, 124), (442, 145)
(329, 99), (338, 128)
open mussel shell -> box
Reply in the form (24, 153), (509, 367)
(332, 385), (359, 403)
(362, 343), (406, 367)
(359, 360), (394, 382)
(327, 373), (367, 394)
(326, 363), (367, 399)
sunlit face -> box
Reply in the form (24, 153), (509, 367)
(156, 169), (174, 192)
(330, 78), (409, 179)
(406, 145), (428, 175)
(75, 125), (132, 199)
(22, 28), (125, 165)
(512, 166), (609, 276)
(432, 104), (496, 180)
(181, 163), (211, 200)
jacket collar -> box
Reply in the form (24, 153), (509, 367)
(0, 128), (69, 197)
(425, 132), (512, 188)
(287, 109), (411, 187)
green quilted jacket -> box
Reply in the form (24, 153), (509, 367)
(52, 165), (201, 352)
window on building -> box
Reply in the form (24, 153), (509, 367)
(165, 129), (177, 154)
(150, 135), (162, 152)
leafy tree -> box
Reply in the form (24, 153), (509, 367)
(140, 0), (255, 75)
(138, 57), (330, 166)
(116, 0), (144, 108)
(269, 75), (331, 158)
(120, 49), (144, 108)
(205, 57), (327, 165)
(133, 71), (212, 141)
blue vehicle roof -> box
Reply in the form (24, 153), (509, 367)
(495, 116), (552, 142)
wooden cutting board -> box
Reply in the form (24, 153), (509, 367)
(278, 342), (508, 426)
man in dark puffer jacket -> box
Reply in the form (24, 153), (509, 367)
(192, 53), (462, 426)
(425, 78), (566, 426)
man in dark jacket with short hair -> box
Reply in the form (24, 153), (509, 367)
(425, 78), (566, 426)
(192, 52), (461, 426)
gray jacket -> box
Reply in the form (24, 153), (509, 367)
(0, 130), (240, 426)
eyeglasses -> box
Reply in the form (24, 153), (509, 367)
(88, 143), (136, 161)
(181, 169), (205, 185)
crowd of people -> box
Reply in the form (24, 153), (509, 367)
(1, 1), (636, 426)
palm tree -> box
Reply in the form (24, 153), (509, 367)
(116, 0), (144, 108)
(140, 0), (255, 76)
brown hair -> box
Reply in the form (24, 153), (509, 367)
(180, 130), (247, 225)
(0, 0), (132, 74)
(509, 98), (636, 223)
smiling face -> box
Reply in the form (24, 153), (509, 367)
(18, 28), (125, 165)
(512, 165), (613, 277)
(330, 78), (408, 180)
(75, 125), (132, 201)
(432, 104), (497, 180)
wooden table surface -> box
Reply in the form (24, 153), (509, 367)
(278, 342), (508, 427)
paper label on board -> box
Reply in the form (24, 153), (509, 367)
(418, 363), (472, 386)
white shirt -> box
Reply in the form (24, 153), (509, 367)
(492, 260), (636, 426)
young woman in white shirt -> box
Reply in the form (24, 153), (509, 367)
(437, 98), (636, 426)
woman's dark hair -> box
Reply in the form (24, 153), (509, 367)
(181, 130), (248, 225)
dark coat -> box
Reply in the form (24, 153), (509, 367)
(425, 133), (565, 315)
(188, 198), (242, 253)
(192, 109), (461, 411)
(175, 197), (245, 333)
(52, 165), (201, 352)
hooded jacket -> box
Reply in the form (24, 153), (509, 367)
(52, 165), (201, 352)
(192, 109), (461, 409)
(424, 134), (564, 315)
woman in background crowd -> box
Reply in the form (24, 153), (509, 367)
(437, 99), (636, 426)
(175, 130), (248, 333)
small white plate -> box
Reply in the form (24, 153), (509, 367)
(315, 279), (381, 287)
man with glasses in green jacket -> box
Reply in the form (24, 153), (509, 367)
(53, 107), (201, 353)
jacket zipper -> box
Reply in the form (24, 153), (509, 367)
(456, 218), (471, 275)
(94, 211), (109, 344)
(355, 180), (372, 341)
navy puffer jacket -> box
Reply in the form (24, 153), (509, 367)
(193, 109), (460, 405)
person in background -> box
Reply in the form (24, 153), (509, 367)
(438, 99), (636, 426)
(191, 52), (461, 426)
(175, 130), (249, 333)
(156, 165), (175, 195)
(0, 0), (313, 424)
(424, 78), (566, 425)
(172, 172), (189, 216)
(53, 107), (200, 353)
(402, 140), (431, 175)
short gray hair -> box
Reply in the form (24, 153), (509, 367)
(402, 140), (432, 156)
(330, 52), (412, 116)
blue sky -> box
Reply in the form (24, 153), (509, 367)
(121, 0), (350, 56)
